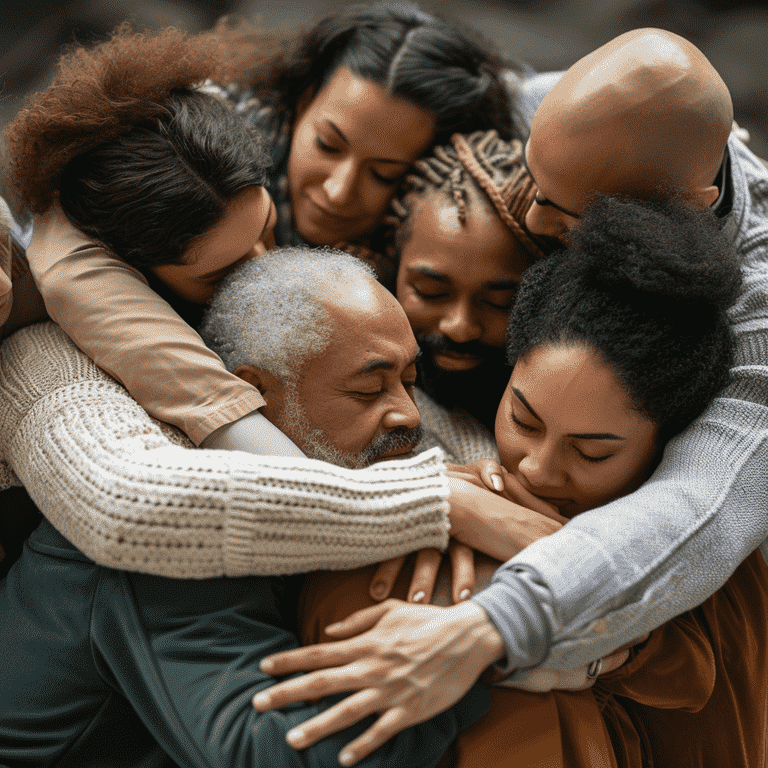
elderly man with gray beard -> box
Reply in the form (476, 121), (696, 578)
(0, 246), (497, 768)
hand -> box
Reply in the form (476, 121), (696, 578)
(448, 461), (562, 520)
(368, 542), (476, 604)
(447, 475), (567, 562)
(504, 633), (650, 693)
(253, 599), (505, 765)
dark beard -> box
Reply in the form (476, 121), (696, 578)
(415, 333), (511, 431)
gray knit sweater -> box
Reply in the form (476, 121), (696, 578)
(0, 322), (496, 577)
(473, 133), (768, 674)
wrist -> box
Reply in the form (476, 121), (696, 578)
(451, 600), (506, 666)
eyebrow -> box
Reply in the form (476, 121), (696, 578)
(512, 387), (624, 440)
(352, 348), (422, 377)
(405, 267), (518, 290)
(327, 123), (411, 167)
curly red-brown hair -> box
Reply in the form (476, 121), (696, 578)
(5, 24), (224, 214)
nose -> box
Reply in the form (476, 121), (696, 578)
(517, 441), (564, 490)
(323, 159), (357, 206)
(438, 300), (482, 343)
(382, 387), (421, 431)
(525, 201), (569, 242)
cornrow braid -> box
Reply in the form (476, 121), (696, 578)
(386, 129), (544, 260)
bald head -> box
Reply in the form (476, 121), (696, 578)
(526, 29), (733, 239)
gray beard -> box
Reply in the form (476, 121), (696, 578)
(280, 383), (422, 469)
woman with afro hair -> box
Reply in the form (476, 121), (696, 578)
(295, 196), (768, 768)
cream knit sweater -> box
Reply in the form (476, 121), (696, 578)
(0, 322), (496, 578)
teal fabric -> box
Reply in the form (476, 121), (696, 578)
(0, 520), (491, 767)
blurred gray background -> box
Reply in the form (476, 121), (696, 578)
(1, 0), (766, 180)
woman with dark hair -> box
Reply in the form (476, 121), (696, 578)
(279, 197), (767, 768)
(1, 23), (514, 588)
(212, 1), (522, 248)
(19, 2), (523, 452)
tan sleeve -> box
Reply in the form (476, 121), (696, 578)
(0, 323), (450, 578)
(26, 205), (265, 445)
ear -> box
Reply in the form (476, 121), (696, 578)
(233, 365), (284, 407)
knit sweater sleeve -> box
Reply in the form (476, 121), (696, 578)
(0, 322), (450, 578)
(473, 135), (768, 673)
(414, 388), (499, 465)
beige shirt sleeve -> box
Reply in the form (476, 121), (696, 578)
(26, 204), (265, 445)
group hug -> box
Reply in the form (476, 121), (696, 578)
(0, 3), (767, 767)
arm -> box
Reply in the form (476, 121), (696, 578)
(27, 204), (268, 446)
(0, 322), (450, 577)
(98, 568), (492, 768)
(475, 139), (768, 672)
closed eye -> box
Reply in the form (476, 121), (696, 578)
(511, 411), (538, 433)
(574, 447), (612, 463)
(411, 285), (448, 300)
(316, 137), (340, 153)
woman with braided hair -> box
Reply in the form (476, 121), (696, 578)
(387, 129), (545, 429)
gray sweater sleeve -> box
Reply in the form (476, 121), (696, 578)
(473, 134), (768, 673)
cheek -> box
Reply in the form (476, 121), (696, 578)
(495, 408), (524, 473)
(480, 313), (510, 348)
(287, 124), (318, 189)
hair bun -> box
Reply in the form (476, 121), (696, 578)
(566, 196), (741, 312)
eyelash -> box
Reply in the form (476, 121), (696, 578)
(353, 381), (416, 399)
(411, 285), (513, 310)
(512, 412), (612, 463)
(315, 138), (402, 186)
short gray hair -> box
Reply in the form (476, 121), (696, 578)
(199, 246), (376, 379)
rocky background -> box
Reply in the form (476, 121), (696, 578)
(1, 0), (766, 194)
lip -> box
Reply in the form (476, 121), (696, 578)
(379, 444), (418, 460)
(306, 195), (356, 222)
(433, 351), (483, 371)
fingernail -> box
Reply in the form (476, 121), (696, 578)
(412, 590), (425, 603)
(370, 581), (387, 599)
(259, 658), (274, 672)
(287, 728), (305, 747)
(339, 750), (355, 766)
(491, 474), (503, 492)
(459, 588), (471, 600)
(253, 692), (270, 709)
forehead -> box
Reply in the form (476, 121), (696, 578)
(305, 67), (435, 163)
(511, 344), (649, 432)
(399, 191), (530, 284)
(308, 281), (419, 378)
(185, 187), (272, 275)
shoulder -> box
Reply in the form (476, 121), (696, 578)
(414, 388), (498, 465)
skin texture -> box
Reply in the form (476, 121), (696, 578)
(288, 67), (437, 246)
(151, 186), (276, 303)
(497, 344), (659, 518)
(236, 276), (421, 465)
(255, 342), (661, 762)
(249, 28), (735, 765)
(525, 28), (732, 242)
(396, 189), (532, 371)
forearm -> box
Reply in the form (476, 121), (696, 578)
(0, 324), (450, 578)
(474, 391), (768, 673)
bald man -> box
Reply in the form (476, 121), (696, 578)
(251, 30), (768, 767)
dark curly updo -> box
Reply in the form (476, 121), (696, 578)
(507, 196), (741, 443)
